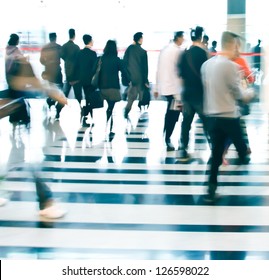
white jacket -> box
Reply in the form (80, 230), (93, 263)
(155, 42), (183, 98)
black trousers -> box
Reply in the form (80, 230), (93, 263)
(63, 81), (82, 104)
(163, 95), (180, 143)
(180, 100), (209, 150)
(206, 117), (248, 194)
(82, 84), (96, 118)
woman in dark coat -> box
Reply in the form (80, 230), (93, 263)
(98, 40), (130, 138)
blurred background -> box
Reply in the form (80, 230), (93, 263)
(0, 0), (268, 88)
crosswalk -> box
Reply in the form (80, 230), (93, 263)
(0, 98), (268, 260)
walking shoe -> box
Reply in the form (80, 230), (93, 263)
(166, 142), (175, 151)
(108, 132), (115, 141)
(55, 112), (60, 120)
(39, 204), (66, 219)
(0, 197), (8, 207)
(236, 156), (251, 165)
(203, 193), (220, 204)
(177, 149), (190, 162)
(46, 98), (56, 109)
(82, 117), (91, 127)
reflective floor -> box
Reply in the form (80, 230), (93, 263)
(0, 98), (269, 260)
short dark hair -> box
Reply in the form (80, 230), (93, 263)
(133, 32), (143, 43)
(173, 31), (184, 41)
(49, 32), (57, 41)
(69, 28), (75, 39)
(190, 26), (204, 41)
(203, 35), (209, 42)
(8, 33), (19, 46)
(83, 34), (92, 45)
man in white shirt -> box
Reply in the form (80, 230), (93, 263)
(154, 31), (185, 151)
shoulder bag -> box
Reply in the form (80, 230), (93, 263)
(91, 58), (102, 88)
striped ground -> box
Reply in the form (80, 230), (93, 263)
(0, 99), (268, 260)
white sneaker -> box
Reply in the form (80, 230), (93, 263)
(39, 205), (66, 219)
(0, 197), (8, 207)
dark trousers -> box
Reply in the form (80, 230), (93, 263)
(82, 84), (96, 118)
(206, 117), (248, 195)
(180, 100), (209, 149)
(34, 175), (53, 210)
(63, 81), (82, 104)
(106, 100), (116, 132)
(124, 85), (144, 116)
(56, 81), (83, 115)
(46, 83), (63, 114)
(164, 95), (180, 143)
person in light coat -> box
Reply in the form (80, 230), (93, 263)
(154, 31), (185, 151)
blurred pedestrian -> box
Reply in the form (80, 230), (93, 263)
(97, 40), (130, 139)
(76, 34), (98, 127)
(177, 26), (209, 161)
(40, 32), (63, 118)
(201, 31), (255, 203)
(123, 32), (149, 119)
(57, 28), (82, 117)
(1, 33), (68, 218)
(154, 31), (185, 151)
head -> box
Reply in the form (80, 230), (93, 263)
(212, 40), (217, 48)
(133, 32), (143, 45)
(202, 35), (209, 44)
(173, 31), (184, 46)
(69, 28), (75, 39)
(103, 40), (117, 56)
(49, 32), (57, 42)
(190, 26), (204, 42)
(221, 31), (240, 59)
(83, 34), (93, 46)
(8, 33), (19, 46)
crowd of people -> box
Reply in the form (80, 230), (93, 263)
(0, 26), (259, 217)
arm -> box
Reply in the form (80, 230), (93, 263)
(119, 58), (131, 86)
(234, 57), (255, 84)
(142, 51), (149, 85)
(227, 62), (254, 103)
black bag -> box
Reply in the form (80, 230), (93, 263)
(239, 101), (250, 116)
(91, 58), (102, 88)
(9, 98), (31, 125)
(169, 99), (183, 111)
(138, 86), (151, 109)
(90, 90), (104, 109)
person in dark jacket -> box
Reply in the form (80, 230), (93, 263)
(40, 32), (63, 117)
(97, 40), (130, 139)
(123, 32), (149, 119)
(76, 34), (97, 127)
(57, 28), (82, 117)
(177, 26), (209, 161)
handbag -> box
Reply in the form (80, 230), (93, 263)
(169, 99), (182, 111)
(91, 58), (102, 88)
(90, 89), (104, 109)
(138, 86), (151, 108)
